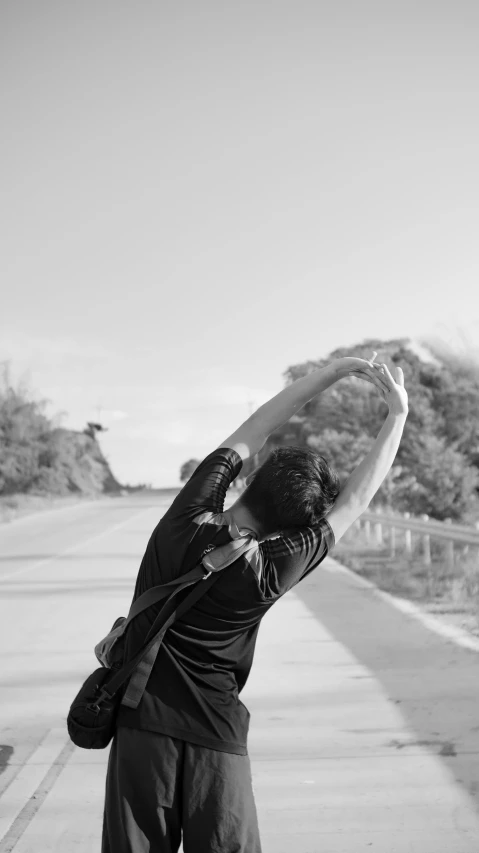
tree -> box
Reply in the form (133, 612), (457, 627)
(374, 464), (417, 511)
(0, 367), (51, 494)
(180, 458), (201, 482)
(306, 429), (374, 483)
(259, 336), (479, 522)
(399, 432), (479, 522)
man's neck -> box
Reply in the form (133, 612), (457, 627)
(223, 503), (259, 539)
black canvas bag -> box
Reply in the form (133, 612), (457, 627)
(67, 562), (218, 749)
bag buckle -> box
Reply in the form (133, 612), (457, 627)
(201, 544), (215, 580)
(89, 688), (113, 712)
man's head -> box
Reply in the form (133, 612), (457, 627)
(238, 446), (340, 539)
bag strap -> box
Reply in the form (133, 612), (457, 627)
(122, 562), (211, 628)
(97, 536), (256, 707)
(97, 571), (218, 704)
(120, 571), (219, 708)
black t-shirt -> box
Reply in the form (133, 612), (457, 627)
(116, 448), (335, 755)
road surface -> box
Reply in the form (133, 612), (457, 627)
(0, 492), (478, 852)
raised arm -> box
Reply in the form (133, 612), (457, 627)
(219, 356), (388, 462)
(324, 363), (408, 543)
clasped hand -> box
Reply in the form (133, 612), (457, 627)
(332, 352), (408, 416)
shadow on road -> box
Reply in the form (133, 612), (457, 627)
(295, 565), (479, 812)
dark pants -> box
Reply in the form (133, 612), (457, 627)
(102, 726), (262, 853)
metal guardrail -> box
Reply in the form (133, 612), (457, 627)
(356, 508), (479, 567)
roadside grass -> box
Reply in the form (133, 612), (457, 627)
(334, 524), (479, 635)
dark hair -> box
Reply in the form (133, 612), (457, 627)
(240, 446), (340, 537)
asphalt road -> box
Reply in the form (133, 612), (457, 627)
(0, 492), (478, 852)
(295, 558), (479, 809)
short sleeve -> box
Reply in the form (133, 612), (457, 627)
(164, 447), (243, 525)
(257, 517), (335, 599)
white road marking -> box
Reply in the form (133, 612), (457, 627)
(0, 729), (72, 841)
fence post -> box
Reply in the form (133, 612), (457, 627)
(404, 512), (412, 554)
(444, 518), (454, 569)
(374, 507), (383, 545)
(364, 519), (371, 543)
(420, 514), (431, 565)
(390, 525), (396, 558)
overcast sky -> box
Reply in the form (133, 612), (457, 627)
(1, 1), (478, 486)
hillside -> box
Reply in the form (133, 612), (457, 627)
(0, 367), (124, 500)
(33, 427), (124, 496)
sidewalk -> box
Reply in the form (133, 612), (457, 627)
(2, 556), (479, 852)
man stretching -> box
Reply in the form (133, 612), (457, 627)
(102, 353), (408, 853)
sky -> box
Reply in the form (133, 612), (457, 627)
(1, 0), (478, 486)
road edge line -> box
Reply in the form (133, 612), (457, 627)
(0, 738), (76, 853)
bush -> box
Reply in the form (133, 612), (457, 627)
(0, 363), (122, 497)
